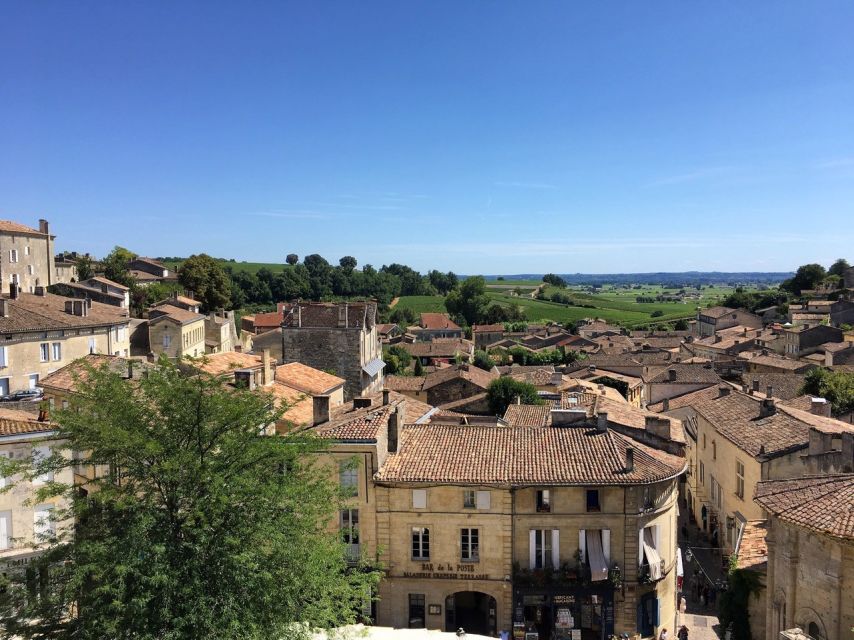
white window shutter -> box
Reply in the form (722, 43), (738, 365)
(602, 529), (611, 565)
(639, 529), (645, 566)
(0, 346), (6, 367)
(551, 529), (560, 569)
(529, 529), (536, 569)
(578, 529), (586, 563)
(412, 489), (426, 509)
(476, 490), (490, 509)
(0, 513), (8, 550)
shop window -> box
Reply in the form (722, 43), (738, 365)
(463, 489), (475, 509)
(460, 528), (479, 562)
(586, 489), (600, 512)
(536, 489), (551, 512)
(411, 527), (430, 560)
(408, 594), (425, 629)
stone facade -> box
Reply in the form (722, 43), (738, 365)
(0, 219), (56, 294)
(148, 315), (206, 358)
(281, 302), (383, 400)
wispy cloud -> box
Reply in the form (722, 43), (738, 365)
(243, 210), (329, 219)
(646, 166), (737, 187)
(306, 201), (404, 211)
(494, 181), (558, 190)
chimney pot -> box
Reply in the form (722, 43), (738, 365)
(261, 349), (272, 386)
(597, 411), (608, 433)
(759, 398), (777, 418)
(313, 395), (330, 426)
(625, 447), (635, 472)
(668, 368), (677, 382)
(38, 219), (49, 235)
(766, 385), (774, 398)
(662, 397), (670, 411)
(718, 385), (731, 397)
(382, 389), (390, 406)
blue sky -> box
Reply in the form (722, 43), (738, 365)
(1, 2), (853, 274)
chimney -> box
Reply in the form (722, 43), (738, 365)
(718, 385), (731, 398)
(810, 397), (832, 418)
(668, 368), (677, 382)
(261, 349), (272, 386)
(313, 395), (330, 426)
(387, 402), (404, 453)
(354, 397), (373, 409)
(743, 327), (748, 336)
(597, 411), (608, 433)
(645, 416), (672, 440)
(234, 369), (256, 391)
(714, 335), (722, 343)
(766, 385), (774, 399)
(598, 384), (606, 396)
(382, 389), (390, 406)
(514, 394), (521, 405)
(37, 408), (49, 422)
(625, 447), (635, 472)
(662, 397), (670, 411)
(0, 299), (7, 317)
(759, 398), (777, 418)
(588, 365), (597, 374)
(9, 283), (18, 300)
(38, 219), (49, 235)
(752, 378), (760, 394)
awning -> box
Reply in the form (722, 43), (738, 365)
(642, 528), (663, 581)
(587, 530), (609, 582)
(362, 358), (386, 377)
(677, 546), (683, 578)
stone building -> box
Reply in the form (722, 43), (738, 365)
(755, 473), (854, 640)
(147, 304), (206, 359)
(0, 407), (72, 568)
(372, 400), (687, 639)
(0, 289), (130, 395)
(696, 306), (762, 337)
(411, 313), (463, 342)
(50, 276), (131, 309)
(0, 219), (56, 294)
(844, 266), (854, 290)
(280, 301), (384, 401)
(420, 363), (497, 407)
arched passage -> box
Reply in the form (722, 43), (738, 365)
(445, 591), (497, 636)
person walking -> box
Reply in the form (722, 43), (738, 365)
(678, 625), (689, 640)
(659, 628), (669, 640)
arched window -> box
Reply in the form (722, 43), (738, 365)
(808, 622), (822, 639)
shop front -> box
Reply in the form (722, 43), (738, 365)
(513, 585), (615, 640)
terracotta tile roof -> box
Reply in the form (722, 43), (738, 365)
(420, 313), (461, 331)
(739, 373), (806, 400)
(755, 475), (854, 541)
(0, 407), (54, 437)
(376, 423), (686, 486)
(559, 379), (627, 404)
(191, 352), (263, 377)
(735, 520), (768, 572)
(38, 354), (148, 393)
(399, 338), (474, 358)
(85, 276), (130, 291)
(777, 403), (854, 435)
(130, 270), (164, 281)
(494, 365), (555, 375)
(0, 292), (129, 334)
(422, 364), (497, 391)
(695, 392), (815, 458)
(376, 323), (399, 334)
(509, 368), (558, 387)
(0, 220), (45, 235)
(149, 304), (204, 325)
(646, 364), (722, 385)
(436, 393), (489, 413)
(384, 375), (426, 392)
(781, 395), (813, 411)
(316, 401), (399, 441)
(473, 324), (505, 333)
(700, 306), (736, 319)
(740, 352), (815, 372)
(503, 404), (551, 427)
(267, 384), (313, 428)
(275, 362), (345, 395)
(594, 395), (687, 444)
(134, 257), (166, 269)
(174, 295), (200, 306)
(250, 310), (284, 329)
(647, 385), (722, 412)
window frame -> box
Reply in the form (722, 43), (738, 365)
(460, 527), (479, 562)
(411, 526), (430, 560)
(536, 489), (551, 513)
(39, 342), (49, 363)
(735, 460), (745, 500)
(463, 489), (476, 509)
(586, 488), (601, 513)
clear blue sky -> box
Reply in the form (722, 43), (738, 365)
(2, 2), (853, 274)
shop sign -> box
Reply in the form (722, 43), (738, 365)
(402, 562), (489, 581)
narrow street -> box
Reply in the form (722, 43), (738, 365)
(677, 507), (725, 640)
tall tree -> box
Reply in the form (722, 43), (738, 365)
(102, 246), (137, 287)
(780, 263), (827, 295)
(486, 377), (543, 415)
(177, 254), (232, 312)
(286, 253), (299, 266)
(74, 255), (94, 281)
(0, 360), (378, 640)
(444, 276), (490, 326)
(828, 258), (851, 277)
(339, 256), (357, 271)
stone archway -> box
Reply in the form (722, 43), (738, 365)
(795, 607), (827, 640)
(445, 591), (497, 636)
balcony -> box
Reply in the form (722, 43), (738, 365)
(638, 559), (667, 584)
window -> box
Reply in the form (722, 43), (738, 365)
(39, 343), (49, 362)
(699, 461), (705, 485)
(52, 342), (61, 361)
(340, 509), (359, 561)
(28, 373), (39, 390)
(530, 529), (556, 569)
(27, 265), (34, 275)
(703, 433), (706, 449)
(463, 489), (476, 509)
(460, 528), (479, 561)
(712, 440), (717, 461)
(586, 489), (600, 512)
(88, 337), (97, 354)
(736, 460), (745, 500)
(411, 527), (430, 560)
(33, 445), (53, 485)
(0, 511), (10, 550)
(0, 378), (8, 396)
(0, 346), (7, 368)
(116, 326), (126, 342)
(9, 249), (18, 263)
(24, 246), (30, 256)
(0, 452), (9, 489)
(339, 463), (358, 496)
(408, 594), (425, 629)
(536, 489), (551, 512)
(34, 506), (54, 539)
(162, 333), (171, 349)
(412, 489), (427, 509)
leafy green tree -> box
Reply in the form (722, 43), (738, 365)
(383, 345), (412, 374)
(413, 358), (424, 376)
(445, 276), (490, 326)
(781, 263), (827, 295)
(828, 258), (851, 277)
(473, 350), (494, 371)
(0, 360), (378, 640)
(801, 368), (854, 416)
(177, 254), (232, 312)
(74, 255), (94, 281)
(286, 253), (299, 265)
(339, 256), (358, 271)
(674, 319), (690, 331)
(542, 273), (567, 288)
(102, 245), (137, 287)
(486, 377), (543, 415)
(428, 270), (458, 295)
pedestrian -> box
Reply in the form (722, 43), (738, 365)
(659, 628), (669, 640)
(711, 526), (719, 550)
(678, 625), (689, 640)
(499, 630), (510, 640)
(679, 595), (687, 613)
(456, 629), (466, 640)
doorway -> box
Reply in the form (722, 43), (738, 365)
(445, 591), (497, 636)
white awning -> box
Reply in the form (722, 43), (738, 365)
(586, 529), (609, 582)
(642, 528), (662, 581)
(362, 358), (386, 377)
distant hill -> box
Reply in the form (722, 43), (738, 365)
(483, 272), (792, 286)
